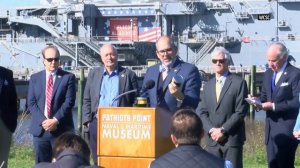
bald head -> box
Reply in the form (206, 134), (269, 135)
(100, 44), (118, 73)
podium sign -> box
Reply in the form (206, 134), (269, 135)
(97, 107), (173, 167)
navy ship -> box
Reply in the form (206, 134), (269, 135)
(0, 0), (300, 79)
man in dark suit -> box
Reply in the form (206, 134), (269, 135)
(27, 45), (76, 164)
(0, 66), (18, 168)
(142, 36), (201, 113)
(253, 42), (300, 168)
(83, 44), (138, 165)
(198, 47), (248, 168)
(150, 108), (230, 168)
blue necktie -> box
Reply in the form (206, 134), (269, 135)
(272, 72), (276, 92)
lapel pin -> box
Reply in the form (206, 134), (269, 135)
(284, 72), (287, 75)
(58, 75), (62, 78)
(121, 74), (125, 77)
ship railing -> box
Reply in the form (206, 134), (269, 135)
(242, 34), (300, 41)
(198, 65), (267, 74)
(123, 65), (148, 77)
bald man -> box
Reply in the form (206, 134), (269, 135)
(83, 44), (138, 165)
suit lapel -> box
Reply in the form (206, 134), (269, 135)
(162, 60), (182, 91)
(272, 64), (290, 98)
(41, 71), (46, 106)
(208, 78), (218, 108)
(94, 67), (104, 103)
(52, 69), (63, 99)
(118, 67), (127, 106)
(216, 74), (232, 108)
(0, 69), (4, 95)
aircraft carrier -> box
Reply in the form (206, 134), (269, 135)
(1, 0), (300, 80)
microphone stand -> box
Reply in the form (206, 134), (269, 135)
(110, 89), (137, 106)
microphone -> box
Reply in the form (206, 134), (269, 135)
(171, 74), (184, 87)
(139, 80), (155, 97)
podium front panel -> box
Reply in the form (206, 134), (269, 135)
(97, 107), (156, 157)
(98, 156), (154, 168)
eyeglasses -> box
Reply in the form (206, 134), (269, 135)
(212, 59), (226, 64)
(158, 48), (173, 54)
(45, 57), (59, 62)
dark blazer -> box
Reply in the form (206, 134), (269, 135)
(82, 66), (138, 124)
(34, 149), (94, 168)
(260, 63), (300, 167)
(27, 69), (76, 137)
(198, 73), (248, 146)
(143, 58), (201, 113)
(150, 145), (225, 168)
(0, 66), (18, 132)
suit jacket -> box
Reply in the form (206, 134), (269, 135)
(150, 145), (225, 168)
(0, 66), (18, 132)
(198, 73), (248, 146)
(27, 69), (76, 137)
(260, 63), (300, 145)
(82, 66), (138, 124)
(143, 58), (201, 113)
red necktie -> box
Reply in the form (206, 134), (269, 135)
(46, 74), (53, 118)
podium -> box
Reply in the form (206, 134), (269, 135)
(97, 107), (174, 168)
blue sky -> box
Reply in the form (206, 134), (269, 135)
(0, 0), (40, 8)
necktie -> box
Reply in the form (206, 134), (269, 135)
(161, 66), (169, 80)
(272, 72), (276, 92)
(216, 79), (222, 102)
(46, 74), (53, 118)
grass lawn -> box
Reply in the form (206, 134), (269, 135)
(8, 119), (300, 168)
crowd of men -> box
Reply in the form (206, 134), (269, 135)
(0, 35), (299, 168)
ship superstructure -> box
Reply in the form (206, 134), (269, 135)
(1, 0), (300, 79)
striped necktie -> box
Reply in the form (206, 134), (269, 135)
(46, 74), (53, 118)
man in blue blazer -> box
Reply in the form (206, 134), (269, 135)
(0, 66), (17, 168)
(83, 44), (138, 165)
(27, 46), (76, 164)
(142, 36), (201, 113)
(256, 42), (300, 168)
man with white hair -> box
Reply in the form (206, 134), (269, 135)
(251, 42), (300, 168)
(197, 46), (248, 168)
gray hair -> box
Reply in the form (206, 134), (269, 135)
(270, 42), (289, 58)
(211, 46), (231, 61)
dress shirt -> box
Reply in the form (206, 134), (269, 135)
(99, 68), (119, 107)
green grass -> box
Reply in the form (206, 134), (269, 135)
(7, 119), (300, 167)
(8, 144), (34, 167)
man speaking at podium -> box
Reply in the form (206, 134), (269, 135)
(142, 36), (201, 113)
(83, 44), (138, 165)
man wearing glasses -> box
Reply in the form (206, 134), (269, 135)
(142, 36), (201, 113)
(197, 47), (248, 168)
(27, 45), (76, 164)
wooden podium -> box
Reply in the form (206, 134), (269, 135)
(97, 107), (174, 168)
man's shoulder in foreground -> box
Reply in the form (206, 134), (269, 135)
(150, 145), (224, 168)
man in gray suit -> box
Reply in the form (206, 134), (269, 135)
(83, 44), (138, 165)
(197, 47), (248, 168)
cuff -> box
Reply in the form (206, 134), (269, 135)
(53, 117), (59, 124)
(272, 103), (275, 111)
